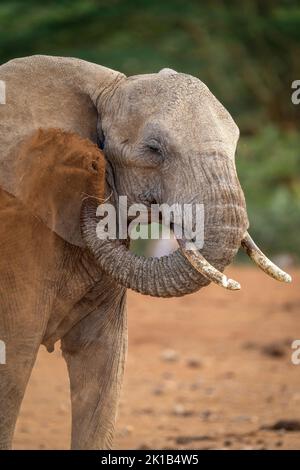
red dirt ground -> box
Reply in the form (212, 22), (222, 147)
(13, 266), (300, 450)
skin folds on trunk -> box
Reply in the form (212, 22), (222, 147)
(81, 196), (246, 298)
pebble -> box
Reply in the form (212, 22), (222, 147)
(224, 439), (232, 447)
(160, 349), (179, 362)
(138, 444), (151, 450)
(19, 425), (29, 434)
(233, 415), (249, 422)
(152, 386), (164, 396)
(199, 410), (212, 421)
(190, 380), (202, 391)
(186, 357), (202, 368)
(117, 425), (134, 437)
(140, 407), (154, 415)
(172, 404), (194, 417)
(124, 425), (134, 434)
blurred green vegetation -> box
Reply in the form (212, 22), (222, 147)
(0, 0), (299, 258)
(238, 126), (300, 260)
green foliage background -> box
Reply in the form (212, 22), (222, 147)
(0, 0), (299, 258)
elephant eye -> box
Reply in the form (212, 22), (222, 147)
(148, 144), (159, 152)
(141, 139), (164, 166)
(147, 142), (162, 155)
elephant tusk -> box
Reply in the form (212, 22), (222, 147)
(241, 232), (292, 283)
(177, 239), (241, 291)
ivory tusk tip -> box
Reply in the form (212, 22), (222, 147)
(282, 273), (292, 283)
(226, 278), (241, 290)
(177, 238), (242, 292)
(241, 232), (292, 285)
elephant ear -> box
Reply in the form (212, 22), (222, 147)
(15, 128), (106, 246)
(0, 55), (125, 245)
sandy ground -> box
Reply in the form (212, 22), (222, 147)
(13, 266), (300, 450)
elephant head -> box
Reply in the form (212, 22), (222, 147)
(0, 56), (291, 297)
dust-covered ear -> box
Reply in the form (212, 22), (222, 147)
(0, 55), (125, 243)
(15, 129), (106, 246)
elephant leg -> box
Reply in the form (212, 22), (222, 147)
(0, 263), (48, 448)
(0, 321), (43, 449)
(61, 287), (127, 450)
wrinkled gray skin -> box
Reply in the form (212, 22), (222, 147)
(84, 69), (248, 295)
(0, 57), (248, 449)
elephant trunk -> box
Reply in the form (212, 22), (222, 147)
(81, 156), (248, 297)
(81, 198), (210, 297)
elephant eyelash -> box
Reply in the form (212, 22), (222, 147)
(146, 142), (162, 155)
(148, 144), (161, 153)
(144, 142), (165, 163)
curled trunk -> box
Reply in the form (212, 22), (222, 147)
(81, 198), (245, 297)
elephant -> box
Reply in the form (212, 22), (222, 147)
(0, 55), (291, 449)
